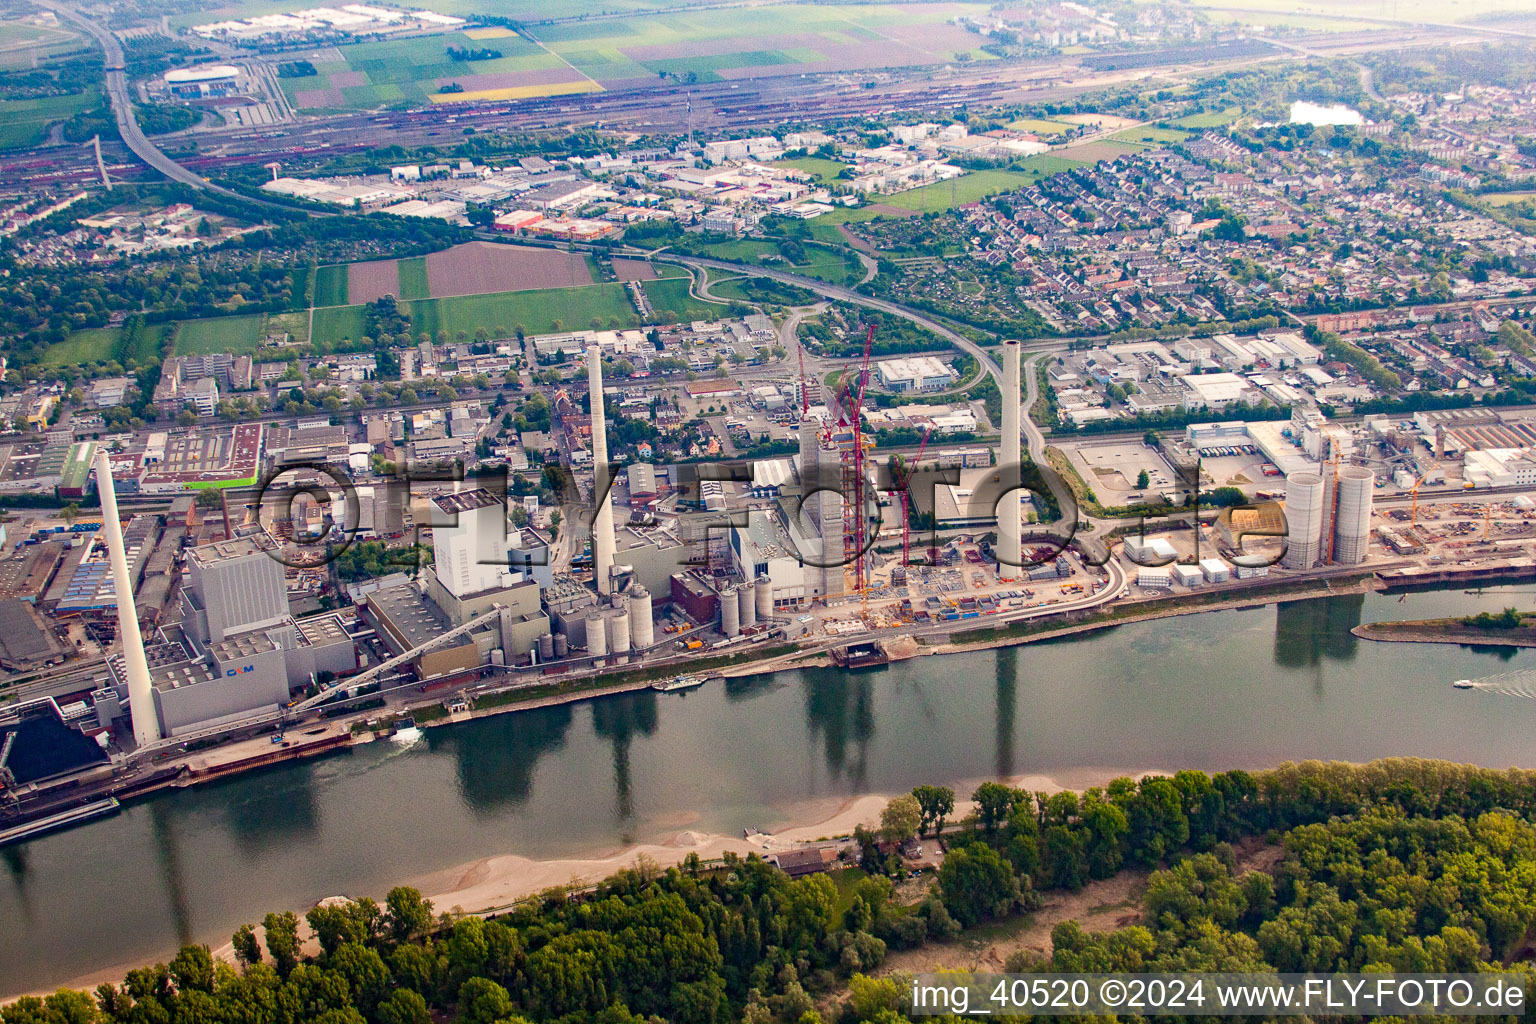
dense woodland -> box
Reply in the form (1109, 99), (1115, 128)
(6, 759), (1536, 1024)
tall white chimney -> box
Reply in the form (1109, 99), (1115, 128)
(586, 346), (616, 595)
(997, 341), (1023, 570)
(94, 451), (160, 748)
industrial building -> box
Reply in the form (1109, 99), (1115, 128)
(876, 356), (957, 393)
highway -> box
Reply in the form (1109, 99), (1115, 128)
(34, 0), (243, 197)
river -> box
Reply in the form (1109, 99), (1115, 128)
(4, 584), (1536, 996)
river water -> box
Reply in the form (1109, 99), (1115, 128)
(5, 585), (1536, 996)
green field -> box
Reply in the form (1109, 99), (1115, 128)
(397, 257), (430, 300)
(1109, 126), (1190, 146)
(0, 91), (98, 149)
(279, 31), (561, 110)
(1007, 117), (1076, 135)
(42, 328), (120, 368)
(0, 18), (83, 70)
(313, 305), (367, 346)
(174, 314), (265, 355)
(642, 278), (721, 322)
(314, 264), (349, 307)
(771, 156), (848, 182)
(1484, 191), (1536, 207)
(45, 324), (170, 368)
(1175, 107), (1243, 128)
(405, 285), (636, 341)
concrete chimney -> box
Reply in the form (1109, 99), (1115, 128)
(94, 451), (159, 748)
(586, 346), (616, 595)
(997, 341), (1023, 569)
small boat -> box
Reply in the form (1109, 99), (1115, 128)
(652, 674), (707, 693)
(1453, 679), (1475, 689)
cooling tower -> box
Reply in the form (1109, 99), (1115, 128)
(95, 452), (160, 748)
(997, 341), (1023, 569)
(755, 575), (773, 618)
(1282, 472), (1326, 569)
(585, 611), (608, 657)
(1333, 467), (1374, 565)
(720, 586), (740, 637)
(587, 346), (616, 595)
(627, 585), (654, 649)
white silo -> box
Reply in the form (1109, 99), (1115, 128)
(1283, 472), (1326, 569)
(755, 575), (773, 619)
(720, 586), (740, 637)
(585, 611), (608, 657)
(739, 581), (757, 629)
(1333, 467), (1375, 564)
(94, 451), (159, 748)
(606, 606), (632, 654)
(627, 585), (654, 650)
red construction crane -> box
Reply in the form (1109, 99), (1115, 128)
(850, 323), (876, 601)
(897, 426), (934, 568)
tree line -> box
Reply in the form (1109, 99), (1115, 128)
(6, 759), (1536, 1024)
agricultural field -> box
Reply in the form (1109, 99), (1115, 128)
(531, 2), (994, 85)
(397, 257), (430, 301)
(0, 16), (81, 69)
(1185, 0), (1533, 24)
(1175, 107), (1243, 128)
(407, 284), (637, 342)
(319, 242), (596, 306)
(0, 91), (98, 150)
(312, 304), (367, 347)
(279, 30), (589, 111)
(314, 264), (349, 307)
(168, 0), (710, 28)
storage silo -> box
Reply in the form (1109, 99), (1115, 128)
(585, 611), (607, 657)
(606, 606), (632, 654)
(627, 585), (654, 650)
(1333, 467), (1374, 564)
(1282, 472), (1326, 569)
(755, 575), (773, 619)
(739, 582), (757, 629)
(537, 633), (555, 662)
(552, 633), (569, 658)
(720, 586), (740, 637)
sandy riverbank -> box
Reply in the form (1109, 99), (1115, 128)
(411, 766), (1165, 917)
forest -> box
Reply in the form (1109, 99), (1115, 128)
(5, 759), (1536, 1024)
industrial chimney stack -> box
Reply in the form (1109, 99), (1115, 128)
(997, 341), (1023, 569)
(587, 346), (616, 595)
(94, 451), (160, 748)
